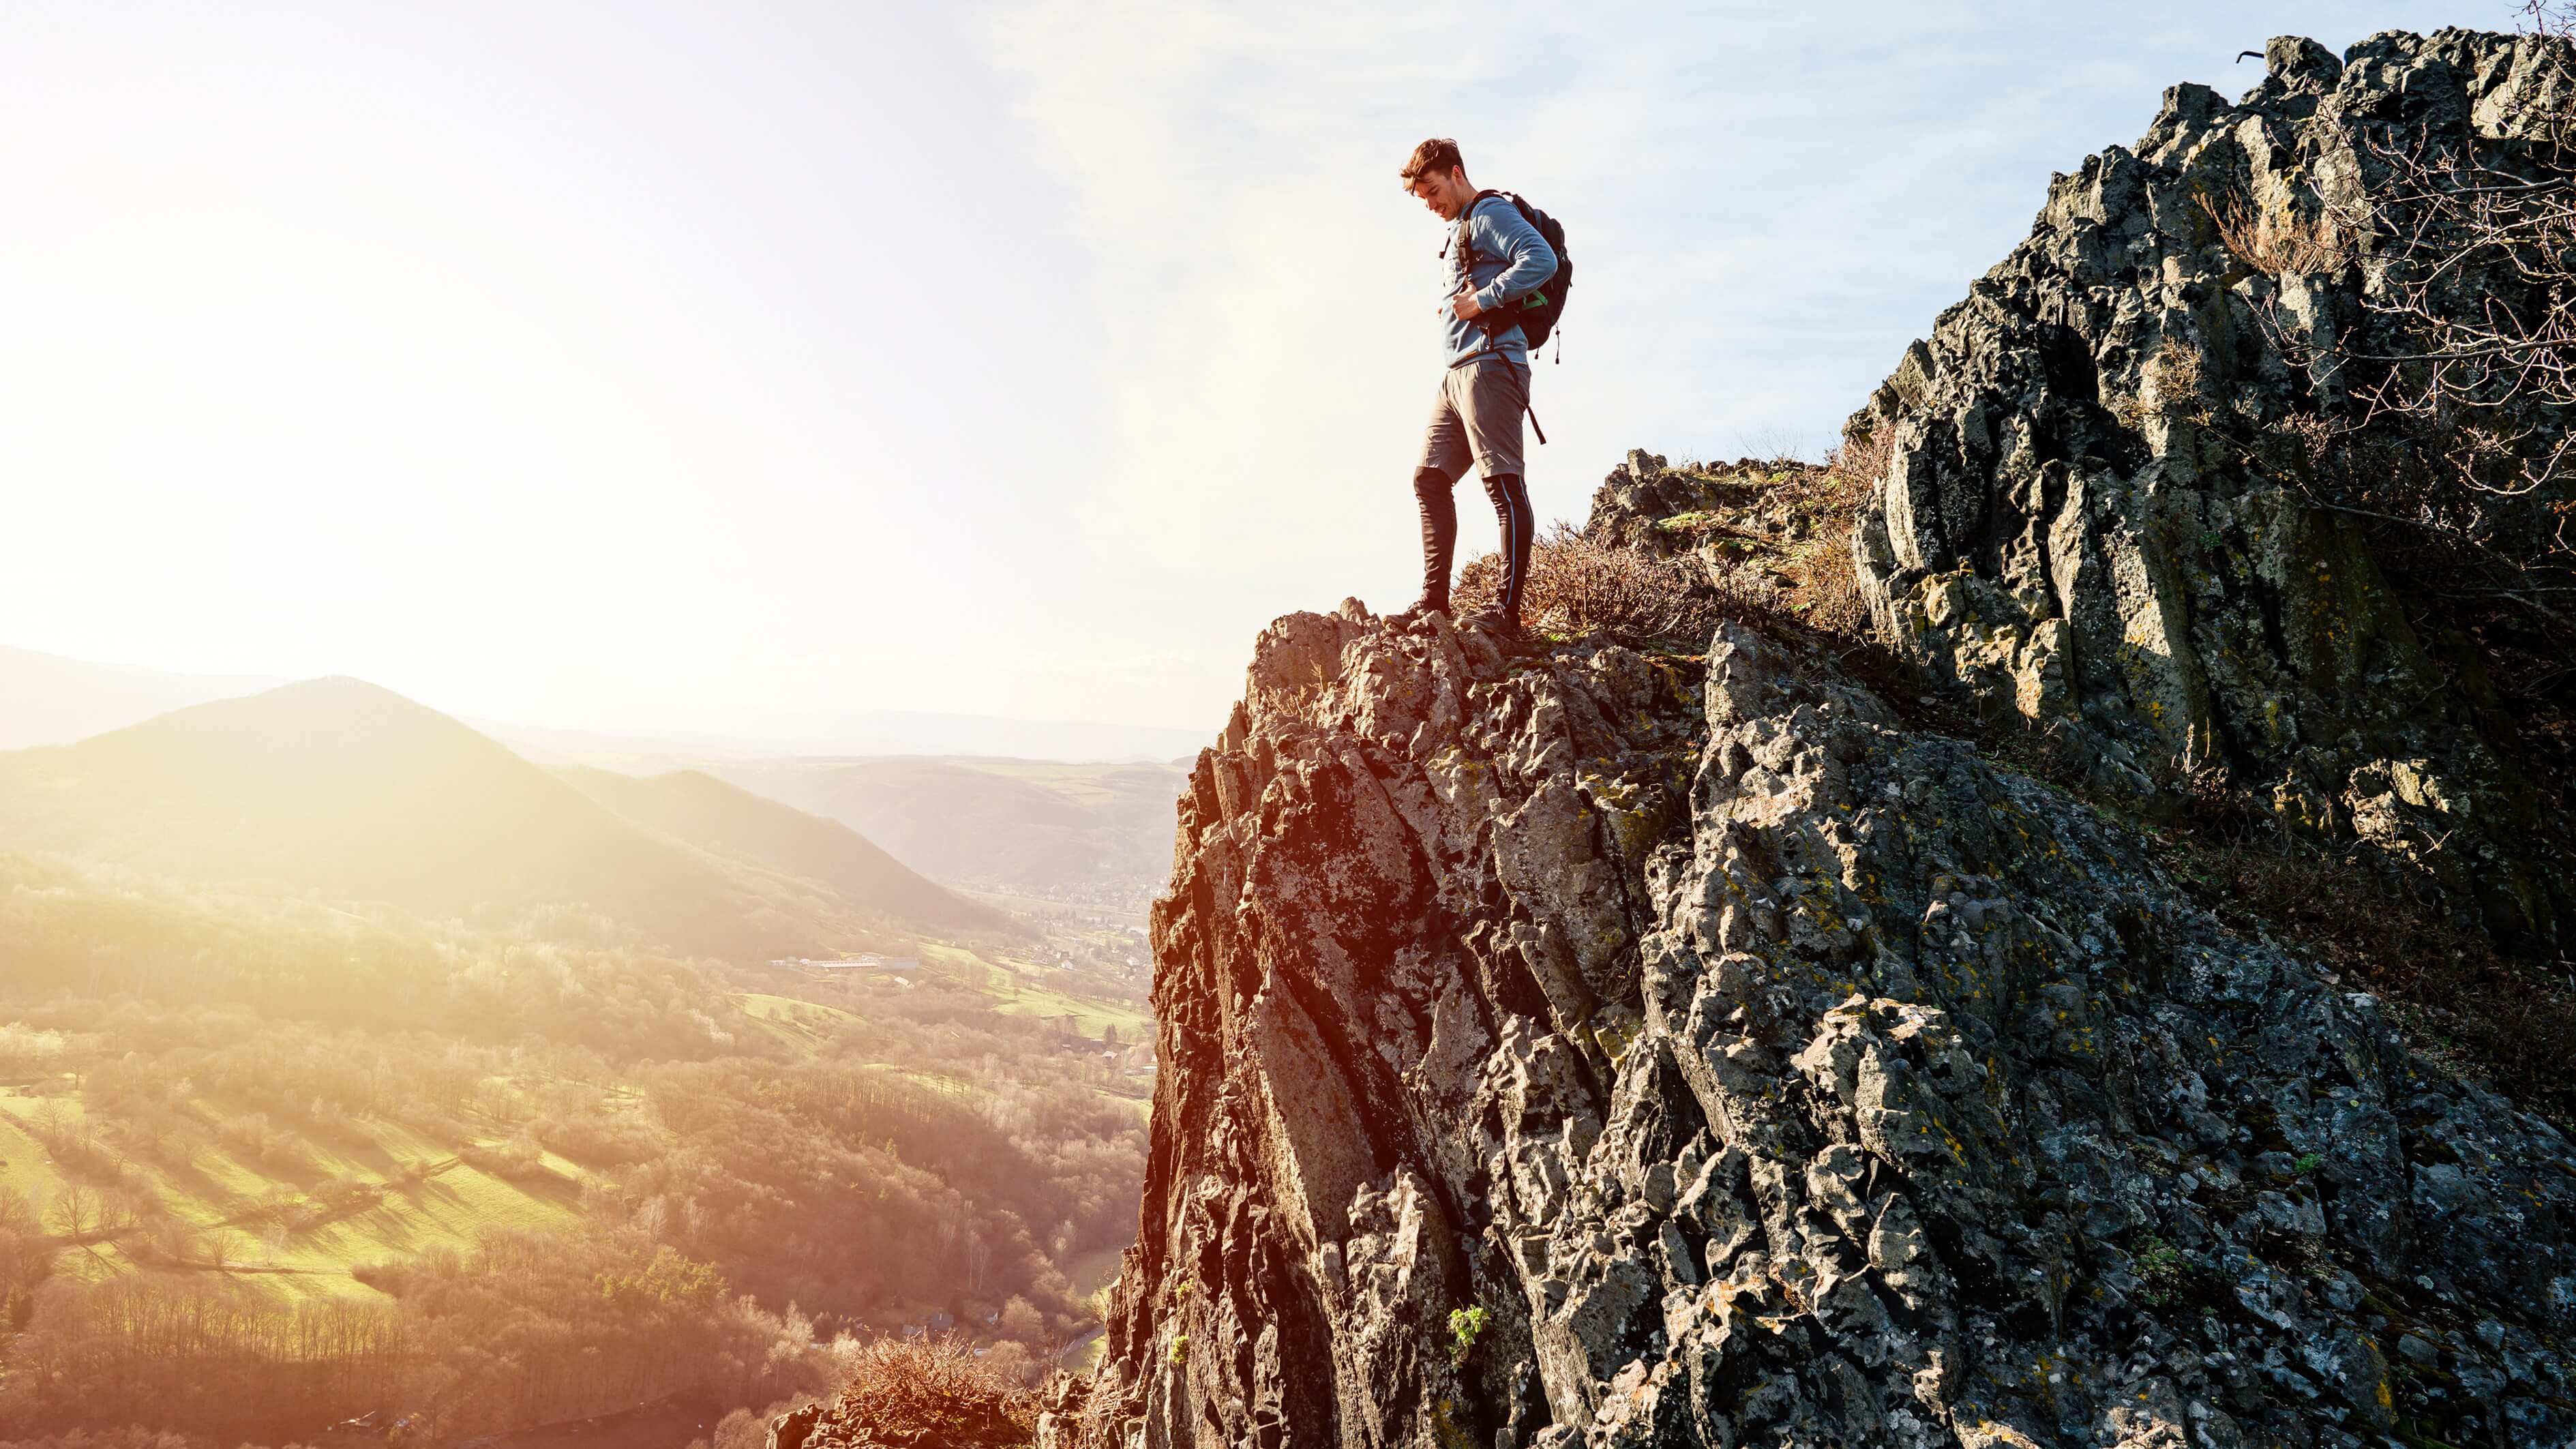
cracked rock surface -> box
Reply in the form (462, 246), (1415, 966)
(1047, 548), (2576, 1447)
(1848, 29), (2574, 950)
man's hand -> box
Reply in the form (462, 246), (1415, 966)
(1450, 286), (1486, 321)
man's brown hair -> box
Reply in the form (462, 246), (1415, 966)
(1399, 138), (1464, 187)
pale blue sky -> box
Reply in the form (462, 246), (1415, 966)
(1, 1), (2511, 738)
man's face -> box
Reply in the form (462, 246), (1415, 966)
(1407, 167), (1469, 222)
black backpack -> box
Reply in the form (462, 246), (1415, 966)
(1457, 190), (1572, 353)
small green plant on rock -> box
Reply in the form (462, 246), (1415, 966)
(2133, 1235), (2191, 1307)
(1169, 1331), (1188, 1364)
(1446, 1304), (1488, 1369)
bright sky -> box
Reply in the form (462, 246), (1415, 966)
(1, 1), (2511, 738)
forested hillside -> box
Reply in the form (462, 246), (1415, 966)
(0, 848), (1146, 1446)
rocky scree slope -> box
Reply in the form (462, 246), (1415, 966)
(1848, 29), (2576, 953)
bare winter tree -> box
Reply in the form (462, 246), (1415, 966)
(2241, 10), (2576, 640)
(49, 1178), (98, 1242)
(0, 1184), (35, 1238)
(30, 1098), (68, 1148)
(2329, 116), (2576, 513)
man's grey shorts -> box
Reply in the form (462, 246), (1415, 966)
(1417, 355), (1531, 482)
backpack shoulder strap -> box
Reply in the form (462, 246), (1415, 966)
(1454, 191), (1511, 266)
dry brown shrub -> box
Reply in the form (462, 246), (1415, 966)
(1049, 1369), (1126, 1448)
(1780, 535), (1867, 638)
(1778, 438), (1885, 639)
(2149, 335), (2202, 400)
(2197, 188), (2346, 276)
(1454, 524), (1738, 644)
(1450, 441), (1887, 648)
(1832, 428), (1891, 486)
(833, 1332), (1036, 1447)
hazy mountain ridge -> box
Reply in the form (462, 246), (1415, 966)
(481, 713), (1202, 773)
(708, 757), (1188, 907)
(608, 708), (1206, 764)
(1, 644), (1191, 915)
(0, 677), (992, 956)
(553, 764), (1009, 936)
(0, 644), (280, 750)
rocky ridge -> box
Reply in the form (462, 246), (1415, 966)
(774, 27), (2576, 1449)
(1848, 29), (2576, 951)
(1049, 460), (2576, 1447)
(1039, 33), (2576, 1448)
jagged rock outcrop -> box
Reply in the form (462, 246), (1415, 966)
(1006, 29), (2576, 1449)
(1846, 29), (2575, 951)
(1056, 502), (2576, 1448)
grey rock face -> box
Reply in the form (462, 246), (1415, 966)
(1846, 29), (2573, 949)
(1050, 569), (2576, 1446)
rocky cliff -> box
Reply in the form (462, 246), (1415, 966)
(1052, 505), (2576, 1445)
(1847, 29), (2576, 953)
(781, 28), (2576, 1449)
(1042, 31), (2576, 1449)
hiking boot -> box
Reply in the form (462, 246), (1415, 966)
(1458, 607), (1523, 639)
(1392, 595), (1451, 626)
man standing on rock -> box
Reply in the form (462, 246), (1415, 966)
(1396, 138), (1558, 634)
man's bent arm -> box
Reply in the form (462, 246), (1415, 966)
(1471, 204), (1559, 314)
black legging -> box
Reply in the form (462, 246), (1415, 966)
(1414, 467), (1533, 622)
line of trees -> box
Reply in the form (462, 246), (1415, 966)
(0, 1228), (825, 1444)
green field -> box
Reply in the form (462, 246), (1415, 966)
(0, 1090), (59, 1204)
(914, 942), (1150, 1041)
(0, 1084), (588, 1303)
(2, 973), (1143, 1313)
(734, 991), (863, 1056)
(987, 978), (1148, 1039)
(1094, 1085), (1152, 1121)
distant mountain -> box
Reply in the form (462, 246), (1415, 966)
(0, 644), (281, 749)
(0, 678), (992, 955)
(708, 756), (1191, 900)
(553, 765), (1004, 933)
(1, 642), (1205, 766)
(522, 708), (1210, 765)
